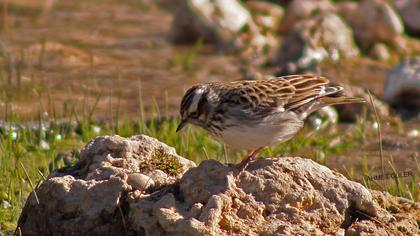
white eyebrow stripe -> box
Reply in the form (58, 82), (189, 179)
(188, 88), (204, 113)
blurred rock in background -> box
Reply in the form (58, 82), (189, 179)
(279, 0), (336, 34)
(169, 0), (420, 120)
(171, 0), (285, 64)
(170, 0), (418, 74)
(383, 57), (420, 111)
(274, 12), (359, 74)
(337, 0), (404, 50)
(394, 0), (420, 38)
(369, 43), (391, 62)
(171, 0), (255, 48)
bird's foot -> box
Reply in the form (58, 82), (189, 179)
(236, 147), (263, 171)
(237, 155), (254, 170)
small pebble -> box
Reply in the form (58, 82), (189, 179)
(92, 126), (101, 134)
(3, 200), (10, 209)
(313, 118), (322, 130)
(127, 173), (155, 191)
(316, 151), (326, 163)
(331, 48), (340, 62)
(148, 170), (169, 188)
(322, 106), (338, 124)
(407, 129), (418, 138)
(10, 131), (18, 140)
(40, 140), (50, 150)
(370, 43), (390, 61)
(190, 203), (203, 217)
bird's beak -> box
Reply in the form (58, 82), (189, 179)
(176, 119), (187, 132)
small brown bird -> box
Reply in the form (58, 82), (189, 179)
(177, 74), (364, 168)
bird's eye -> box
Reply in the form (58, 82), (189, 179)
(190, 111), (198, 117)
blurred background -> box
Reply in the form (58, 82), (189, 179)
(0, 0), (419, 232)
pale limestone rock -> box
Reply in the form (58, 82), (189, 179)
(171, 0), (253, 46)
(243, 0), (284, 57)
(18, 135), (195, 236)
(370, 43), (391, 62)
(148, 169), (171, 188)
(171, 0), (279, 57)
(245, 1), (284, 33)
(384, 57), (420, 109)
(394, 0), (420, 37)
(18, 136), (419, 235)
(338, 0), (404, 48)
(127, 173), (155, 191)
(129, 158), (417, 235)
(275, 12), (359, 72)
(279, 0), (336, 33)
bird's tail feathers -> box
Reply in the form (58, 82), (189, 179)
(319, 96), (365, 106)
(298, 96), (365, 119)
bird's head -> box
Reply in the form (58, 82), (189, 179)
(177, 84), (216, 132)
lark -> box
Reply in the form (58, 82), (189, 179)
(177, 74), (364, 168)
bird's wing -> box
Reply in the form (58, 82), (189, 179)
(213, 77), (296, 114)
(212, 74), (362, 118)
(214, 74), (333, 109)
(281, 74), (334, 110)
(281, 74), (364, 113)
(215, 74), (363, 116)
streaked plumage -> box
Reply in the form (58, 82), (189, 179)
(177, 74), (364, 166)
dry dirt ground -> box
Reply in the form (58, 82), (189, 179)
(1, 0), (416, 117)
(1, 0), (419, 197)
(1, 0), (242, 118)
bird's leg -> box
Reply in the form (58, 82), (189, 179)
(238, 147), (263, 170)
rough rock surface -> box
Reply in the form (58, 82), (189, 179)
(18, 135), (419, 235)
(370, 43), (391, 62)
(395, 0), (420, 37)
(245, 1), (284, 34)
(274, 12), (359, 73)
(243, 0), (284, 55)
(171, 0), (283, 58)
(17, 135), (195, 236)
(279, 0), (336, 33)
(171, 0), (254, 47)
(384, 57), (420, 109)
(338, 0), (404, 48)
